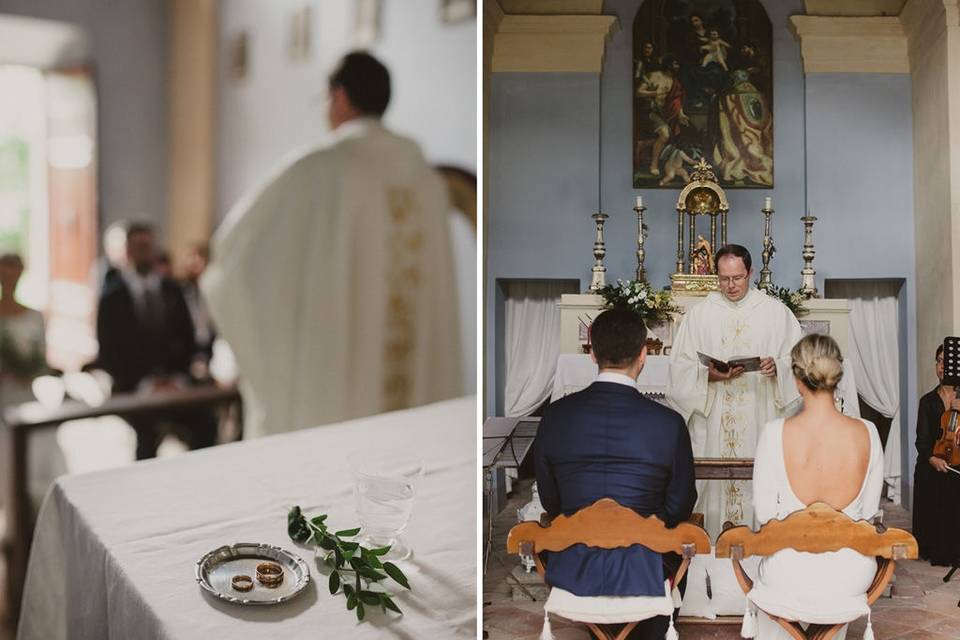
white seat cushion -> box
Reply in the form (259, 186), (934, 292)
(748, 549), (876, 624)
(747, 582), (869, 624)
(544, 580), (675, 624)
(678, 554), (715, 619)
(706, 550), (760, 616)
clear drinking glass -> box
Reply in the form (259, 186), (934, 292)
(349, 453), (424, 561)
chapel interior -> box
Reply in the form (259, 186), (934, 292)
(482, 0), (960, 637)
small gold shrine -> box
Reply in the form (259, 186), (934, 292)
(670, 160), (729, 295)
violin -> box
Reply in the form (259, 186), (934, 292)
(933, 391), (960, 467)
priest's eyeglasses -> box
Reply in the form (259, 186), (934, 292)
(718, 274), (748, 285)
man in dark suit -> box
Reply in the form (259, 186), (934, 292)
(97, 222), (216, 459)
(535, 308), (697, 638)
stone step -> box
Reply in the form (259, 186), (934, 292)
(676, 617), (744, 640)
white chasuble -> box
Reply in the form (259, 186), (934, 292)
(667, 288), (802, 538)
(202, 118), (462, 438)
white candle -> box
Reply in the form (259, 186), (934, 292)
(636, 195), (643, 209)
(764, 196), (772, 209)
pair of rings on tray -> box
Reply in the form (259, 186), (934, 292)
(231, 562), (284, 592)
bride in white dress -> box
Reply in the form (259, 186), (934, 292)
(751, 334), (884, 639)
(0, 254), (66, 516)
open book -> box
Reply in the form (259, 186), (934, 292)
(697, 352), (762, 373)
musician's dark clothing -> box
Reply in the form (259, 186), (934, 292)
(913, 387), (960, 565)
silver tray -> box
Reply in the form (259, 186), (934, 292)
(196, 542), (311, 605)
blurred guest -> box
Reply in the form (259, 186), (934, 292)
(96, 223), (215, 459)
(154, 250), (172, 279)
(93, 219), (128, 295)
(0, 253), (65, 508)
(202, 51), (461, 438)
(181, 242), (215, 378)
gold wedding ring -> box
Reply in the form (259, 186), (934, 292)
(256, 562), (284, 588)
(232, 574), (254, 592)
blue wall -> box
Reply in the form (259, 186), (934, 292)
(486, 0), (919, 500)
(806, 73), (918, 497)
(598, 0), (808, 286)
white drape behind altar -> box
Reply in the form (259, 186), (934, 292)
(504, 282), (568, 416)
(828, 281), (901, 501)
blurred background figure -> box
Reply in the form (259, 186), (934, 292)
(0, 254), (65, 511)
(96, 223), (214, 459)
(181, 242), (215, 380)
(153, 250), (172, 279)
(95, 220), (128, 295)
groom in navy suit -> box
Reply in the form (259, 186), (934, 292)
(535, 308), (697, 638)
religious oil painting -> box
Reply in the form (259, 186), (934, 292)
(633, 0), (773, 188)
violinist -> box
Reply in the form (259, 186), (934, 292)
(913, 344), (960, 565)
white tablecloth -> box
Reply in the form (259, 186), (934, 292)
(18, 396), (477, 640)
(551, 355), (861, 418)
(552, 354), (671, 401)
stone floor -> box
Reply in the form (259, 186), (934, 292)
(483, 480), (960, 640)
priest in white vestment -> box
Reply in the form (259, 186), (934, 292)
(667, 245), (802, 538)
(202, 52), (462, 438)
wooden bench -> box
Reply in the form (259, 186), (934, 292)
(715, 502), (918, 640)
(507, 498), (711, 640)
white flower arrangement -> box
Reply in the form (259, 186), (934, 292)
(597, 279), (681, 324)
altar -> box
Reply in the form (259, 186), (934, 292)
(551, 353), (861, 419)
(559, 292), (854, 359)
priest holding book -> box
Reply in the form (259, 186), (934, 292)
(667, 244), (802, 537)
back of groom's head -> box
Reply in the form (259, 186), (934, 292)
(591, 308), (647, 370)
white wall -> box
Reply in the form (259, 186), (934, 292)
(216, 0), (476, 218)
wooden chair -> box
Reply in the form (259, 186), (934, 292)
(714, 502), (918, 640)
(506, 498), (711, 640)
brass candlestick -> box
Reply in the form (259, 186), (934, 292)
(675, 205), (684, 274)
(800, 213), (819, 297)
(635, 202), (647, 283)
(758, 203), (775, 291)
(588, 212), (609, 292)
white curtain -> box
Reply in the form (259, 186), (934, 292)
(504, 281), (568, 417)
(830, 282), (901, 501)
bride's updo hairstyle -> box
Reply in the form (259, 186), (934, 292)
(791, 333), (843, 392)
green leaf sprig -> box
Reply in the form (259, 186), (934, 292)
(287, 506), (410, 621)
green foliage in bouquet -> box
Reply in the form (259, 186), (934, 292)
(761, 284), (809, 317)
(597, 279), (681, 325)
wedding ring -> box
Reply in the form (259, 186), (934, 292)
(256, 562), (284, 587)
(232, 574), (254, 592)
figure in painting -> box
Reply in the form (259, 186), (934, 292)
(635, 56), (690, 177)
(700, 29), (732, 71)
(730, 41), (769, 93)
(711, 69), (773, 185)
(658, 143), (699, 186)
(634, 41), (658, 81)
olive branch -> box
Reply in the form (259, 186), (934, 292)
(287, 506), (410, 621)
